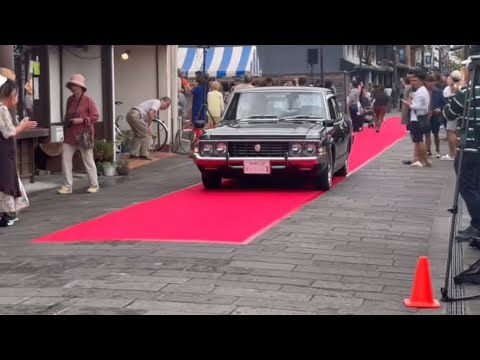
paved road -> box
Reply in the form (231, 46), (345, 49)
(1, 126), (478, 314)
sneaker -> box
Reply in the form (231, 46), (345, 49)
(426, 160), (433, 167)
(427, 151), (432, 157)
(456, 226), (480, 242)
(435, 151), (441, 158)
(411, 161), (424, 167)
(0, 218), (13, 227)
(139, 156), (153, 161)
(402, 160), (413, 165)
(86, 186), (99, 194)
(57, 186), (72, 195)
(3, 213), (18, 223)
(129, 155), (139, 159)
(441, 154), (454, 161)
(459, 225), (477, 235)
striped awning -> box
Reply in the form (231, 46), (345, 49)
(177, 46), (262, 78)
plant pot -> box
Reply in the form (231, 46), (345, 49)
(103, 165), (117, 176)
(117, 166), (130, 176)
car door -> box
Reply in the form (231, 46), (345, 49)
(326, 95), (348, 162)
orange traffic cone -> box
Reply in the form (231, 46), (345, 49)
(404, 256), (441, 308)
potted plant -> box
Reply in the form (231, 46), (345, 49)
(102, 161), (117, 176)
(94, 141), (105, 162)
(117, 158), (130, 175)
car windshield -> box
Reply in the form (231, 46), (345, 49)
(223, 91), (328, 121)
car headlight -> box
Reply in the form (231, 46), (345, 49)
(200, 143), (214, 156)
(290, 143), (303, 155)
(318, 146), (327, 155)
(304, 143), (317, 155)
(215, 142), (227, 155)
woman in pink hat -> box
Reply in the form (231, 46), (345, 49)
(58, 74), (100, 195)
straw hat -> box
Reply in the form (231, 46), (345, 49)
(0, 68), (16, 81)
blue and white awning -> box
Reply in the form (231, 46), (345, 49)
(177, 46), (262, 78)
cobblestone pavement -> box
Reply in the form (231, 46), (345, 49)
(1, 123), (478, 314)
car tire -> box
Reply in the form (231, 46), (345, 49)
(314, 152), (333, 191)
(202, 172), (222, 189)
(336, 153), (349, 177)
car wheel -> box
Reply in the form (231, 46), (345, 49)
(314, 152), (333, 191)
(336, 154), (349, 176)
(202, 172), (222, 189)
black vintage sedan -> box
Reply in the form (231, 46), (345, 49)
(193, 86), (353, 190)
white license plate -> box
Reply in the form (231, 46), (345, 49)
(243, 160), (271, 174)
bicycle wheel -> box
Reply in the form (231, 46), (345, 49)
(150, 119), (168, 151)
(174, 129), (192, 154)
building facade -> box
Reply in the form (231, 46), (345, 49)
(2, 45), (178, 176)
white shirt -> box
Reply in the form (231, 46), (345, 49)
(135, 99), (161, 122)
(410, 86), (430, 121)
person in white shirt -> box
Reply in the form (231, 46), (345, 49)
(402, 73), (430, 167)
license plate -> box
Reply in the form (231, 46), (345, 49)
(243, 160), (271, 174)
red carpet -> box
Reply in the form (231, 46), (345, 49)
(33, 117), (406, 245)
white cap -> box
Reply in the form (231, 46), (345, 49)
(0, 74), (7, 88)
(451, 70), (462, 80)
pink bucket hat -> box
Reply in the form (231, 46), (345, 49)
(66, 74), (87, 91)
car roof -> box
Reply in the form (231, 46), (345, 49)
(234, 86), (334, 95)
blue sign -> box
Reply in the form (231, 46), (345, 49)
(399, 49), (406, 62)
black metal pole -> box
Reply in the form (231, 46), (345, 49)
(421, 46), (425, 71)
(310, 64), (314, 85)
(393, 46), (398, 110)
(439, 47), (443, 74)
(320, 45), (324, 85)
(203, 47), (207, 121)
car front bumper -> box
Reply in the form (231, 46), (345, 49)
(193, 154), (328, 173)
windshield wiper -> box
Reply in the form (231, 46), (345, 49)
(228, 115), (279, 124)
(279, 115), (325, 122)
(235, 115), (279, 121)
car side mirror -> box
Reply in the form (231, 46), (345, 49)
(323, 119), (335, 126)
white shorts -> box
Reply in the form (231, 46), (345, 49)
(446, 119), (458, 131)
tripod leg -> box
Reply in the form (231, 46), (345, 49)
(441, 64), (477, 301)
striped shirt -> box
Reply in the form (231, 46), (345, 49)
(443, 85), (480, 151)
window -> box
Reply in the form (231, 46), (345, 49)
(224, 91), (328, 121)
(333, 98), (342, 118)
(327, 98), (338, 119)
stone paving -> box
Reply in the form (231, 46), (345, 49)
(1, 120), (479, 315)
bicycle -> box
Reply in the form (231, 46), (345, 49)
(114, 101), (133, 153)
(150, 117), (169, 151)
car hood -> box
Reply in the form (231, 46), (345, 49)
(204, 121), (325, 139)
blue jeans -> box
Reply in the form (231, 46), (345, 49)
(455, 153), (480, 229)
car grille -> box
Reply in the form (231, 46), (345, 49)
(228, 142), (289, 157)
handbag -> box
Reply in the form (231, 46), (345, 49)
(75, 124), (94, 149)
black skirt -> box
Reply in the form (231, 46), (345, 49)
(0, 134), (21, 198)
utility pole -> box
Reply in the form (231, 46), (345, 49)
(439, 46), (443, 74)
(393, 46), (398, 110)
(320, 45), (324, 85)
(421, 45), (425, 71)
